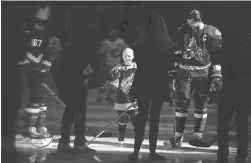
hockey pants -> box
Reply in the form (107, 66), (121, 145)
(117, 110), (137, 136)
(24, 70), (47, 128)
(174, 76), (209, 138)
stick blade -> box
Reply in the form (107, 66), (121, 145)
(188, 139), (214, 148)
(99, 132), (113, 138)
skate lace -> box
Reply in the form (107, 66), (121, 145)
(37, 126), (48, 133)
(193, 132), (202, 139)
(29, 127), (40, 135)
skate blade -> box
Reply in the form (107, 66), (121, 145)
(188, 140), (212, 148)
(163, 141), (181, 148)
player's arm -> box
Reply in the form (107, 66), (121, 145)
(18, 24), (34, 65)
(209, 28), (223, 92)
(40, 35), (52, 68)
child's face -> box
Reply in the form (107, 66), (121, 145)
(122, 51), (134, 65)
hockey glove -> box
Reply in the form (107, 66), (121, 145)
(210, 65), (223, 92)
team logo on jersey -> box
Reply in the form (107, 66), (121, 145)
(214, 29), (221, 36)
(120, 73), (135, 94)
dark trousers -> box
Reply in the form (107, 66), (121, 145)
(133, 94), (164, 153)
(217, 79), (251, 160)
(52, 73), (88, 146)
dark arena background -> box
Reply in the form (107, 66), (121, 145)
(2, 1), (251, 163)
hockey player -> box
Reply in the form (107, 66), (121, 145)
(166, 10), (223, 148)
(96, 29), (129, 104)
(18, 4), (52, 139)
(109, 48), (138, 142)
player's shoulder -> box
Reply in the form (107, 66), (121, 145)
(205, 25), (222, 39)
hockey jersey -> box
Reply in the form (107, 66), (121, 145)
(175, 24), (222, 78)
(109, 62), (137, 110)
(19, 20), (51, 67)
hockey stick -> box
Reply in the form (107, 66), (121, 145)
(189, 109), (251, 148)
(189, 122), (236, 148)
(85, 100), (138, 146)
(41, 82), (112, 138)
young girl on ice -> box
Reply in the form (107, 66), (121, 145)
(109, 48), (138, 142)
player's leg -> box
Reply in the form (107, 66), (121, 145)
(24, 71), (41, 138)
(189, 78), (209, 146)
(35, 71), (50, 138)
(167, 77), (191, 147)
(117, 110), (129, 142)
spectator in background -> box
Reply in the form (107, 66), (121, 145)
(48, 36), (63, 63)
(96, 29), (129, 104)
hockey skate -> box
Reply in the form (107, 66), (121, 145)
(118, 132), (125, 142)
(118, 132), (126, 147)
(37, 126), (50, 138)
(24, 127), (43, 139)
(164, 132), (184, 148)
(188, 132), (209, 148)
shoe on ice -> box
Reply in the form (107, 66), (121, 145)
(215, 158), (229, 163)
(57, 143), (73, 153)
(148, 153), (166, 161)
(128, 152), (139, 163)
(37, 126), (50, 138)
(164, 132), (183, 148)
(73, 145), (97, 154)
